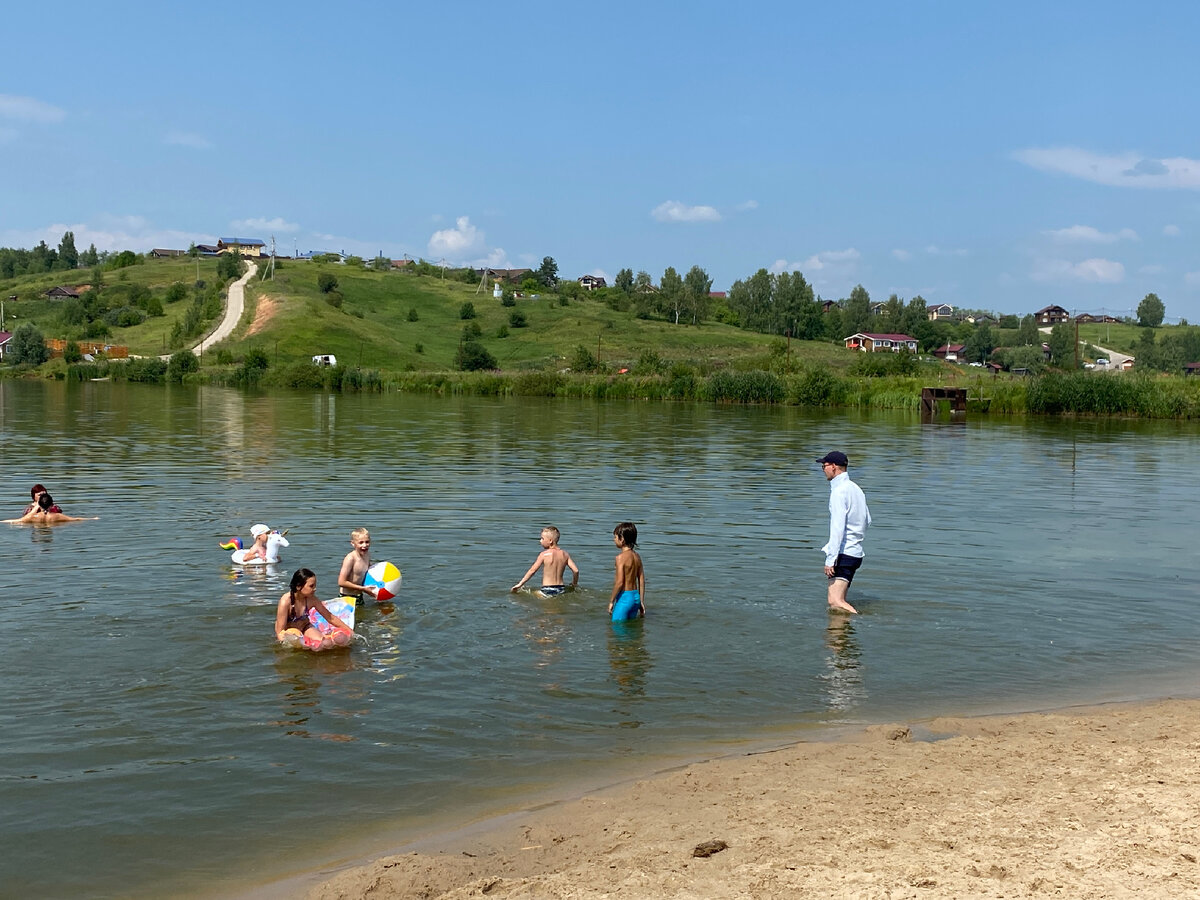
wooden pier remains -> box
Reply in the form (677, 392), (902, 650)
(920, 386), (967, 419)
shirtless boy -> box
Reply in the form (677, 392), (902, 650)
(338, 527), (378, 600)
(511, 526), (579, 598)
(608, 521), (645, 620)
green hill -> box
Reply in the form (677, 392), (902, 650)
(222, 260), (846, 374)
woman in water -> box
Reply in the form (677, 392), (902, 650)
(7, 491), (96, 525)
(275, 568), (353, 650)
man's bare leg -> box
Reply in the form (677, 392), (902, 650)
(827, 577), (858, 614)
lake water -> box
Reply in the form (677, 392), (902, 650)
(2, 380), (1198, 898)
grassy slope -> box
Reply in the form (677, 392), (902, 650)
(232, 261), (853, 374)
(0, 257), (223, 356)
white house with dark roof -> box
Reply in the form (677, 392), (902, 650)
(844, 332), (918, 353)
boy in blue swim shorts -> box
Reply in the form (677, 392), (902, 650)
(608, 521), (645, 621)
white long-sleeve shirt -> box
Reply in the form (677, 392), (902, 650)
(821, 471), (871, 566)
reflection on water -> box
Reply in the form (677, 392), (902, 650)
(608, 619), (652, 702)
(819, 616), (863, 713)
(3, 382), (1200, 898)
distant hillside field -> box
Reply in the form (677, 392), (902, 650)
(227, 261), (845, 374)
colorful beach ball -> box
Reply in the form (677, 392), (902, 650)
(365, 561), (402, 601)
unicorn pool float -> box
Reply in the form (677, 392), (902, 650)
(220, 523), (289, 565)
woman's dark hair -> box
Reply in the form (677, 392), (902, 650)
(37, 492), (54, 511)
(289, 567), (317, 602)
(31, 484), (47, 500)
(613, 521), (638, 548)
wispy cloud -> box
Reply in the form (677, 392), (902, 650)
(1031, 257), (1125, 284)
(892, 248), (912, 262)
(651, 201), (721, 223)
(1163, 224), (1182, 237)
(770, 248), (860, 274)
(735, 200), (759, 212)
(1015, 146), (1200, 190)
(165, 130), (213, 150)
(231, 216), (300, 234)
(925, 245), (968, 257)
(1185, 271), (1200, 288)
(1044, 225), (1138, 243)
(0, 93), (66, 124)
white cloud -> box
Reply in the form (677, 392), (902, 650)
(1185, 271), (1200, 287)
(426, 216), (513, 267)
(587, 268), (611, 282)
(1163, 224), (1182, 237)
(892, 248), (912, 262)
(164, 130), (213, 150)
(805, 248), (860, 270)
(651, 201), (721, 223)
(231, 216), (300, 234)
(1015, 146), (1200, 190)
(428, 215), (484, 257)
(1139, 264), (1165, 276)
(735, 200), (759, 212)
(770, 248), (859, 274)
(925, 245), (968, 257)
(0, 93), (65, 123)
(1031, 257), (1125, 284)
(1044, 225), (1138, 243)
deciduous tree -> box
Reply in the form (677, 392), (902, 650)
(1137, 292), (1165, 327)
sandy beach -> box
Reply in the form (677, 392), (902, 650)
(304, 698), (1200, 899)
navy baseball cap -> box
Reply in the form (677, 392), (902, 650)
(816, 451), (848, 467)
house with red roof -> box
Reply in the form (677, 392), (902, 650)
(844, 332), (918, 353)
(932, 343), (966, 362)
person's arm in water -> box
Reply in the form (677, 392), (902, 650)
(565, 552), (580, 587)
(512, 553), (546, 592)
(824, 491), (850, 576)
(635, 553), (646, 615)
(274, 594), (292, 641)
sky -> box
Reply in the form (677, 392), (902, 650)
(3, 1), (1199, 321)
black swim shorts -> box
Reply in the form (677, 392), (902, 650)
(830, 553), (863, 583)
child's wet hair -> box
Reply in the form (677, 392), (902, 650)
(542, 526), (560, 542)
(289, 567), (317, 600)
(613, 521), (638, 548)
(350, 527), (369, 541)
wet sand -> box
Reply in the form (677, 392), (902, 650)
(299, 697), (1200, 899)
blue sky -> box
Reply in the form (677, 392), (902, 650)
(3, 1), (1199, 320)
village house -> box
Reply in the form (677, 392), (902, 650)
(0, 330), (11, 361)
(821, 299), (838, 313)
(1034, 304), (1071, 325)
(965, 313), (996, 325)
(1075, 313), (1121, 324)
(45, 286), (82, 299)
(579, 274), (607, 290)
(926, 303), (954, 320)
(1184, 362), (1200, 377)
(217, 237), (266, 257)
(844, 332), (919, 353)
(149, 248), (187, 258)
(932, 343), (966, 362)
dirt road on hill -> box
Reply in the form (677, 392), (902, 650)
(193, 261), (257, 356)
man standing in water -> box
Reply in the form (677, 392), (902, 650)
(817, 451), (871, 614)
